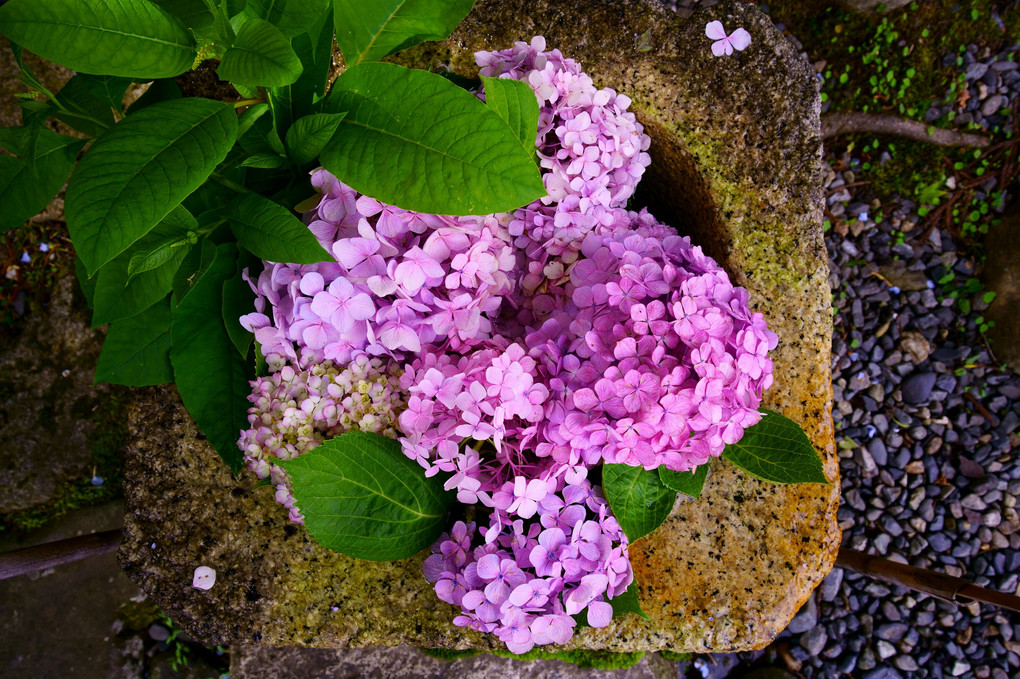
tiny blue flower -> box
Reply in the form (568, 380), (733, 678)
(20, 252), (30, 263)
(865, 424), (877, 439)
(90, 475), (104, 486)
(39, 243), (50, 252)
(889, 286), (900, 294)
(926, 280), (935, 289)
(858, 211), (868, 222)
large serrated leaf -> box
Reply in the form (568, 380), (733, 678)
(322, 62), (544, 215)
(281, 431), (455, 561)
(285, 113), (345, 165)
(94, 297), (174, 387)
(0, 0), (196, 79)
(247, 0), (330, 37)
(721, 410), (830, 485)
(217, 18), (303, 88)
(0, 130), (83, 232)
(481, 75), (539, 154)
(65, 98), (237, 275)
(170, 243), (251, 472)
(229, 193), (332, 264)
(333, 0), (475, 65)
(91, 206), (196, 327)
(602, 464), (676, 542)
(658, 463), (709, 499)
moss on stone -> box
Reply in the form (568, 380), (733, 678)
(422, 647), (645, 669)
(119, 597), (163, 632)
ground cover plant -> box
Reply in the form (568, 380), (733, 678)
(0, 0), (829, 654)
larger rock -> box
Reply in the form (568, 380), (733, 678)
(119, 0), (839, 653)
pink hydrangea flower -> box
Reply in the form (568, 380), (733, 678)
(705, 21), (752, 57)
(424, 479), (632, 654)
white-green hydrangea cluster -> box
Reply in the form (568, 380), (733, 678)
(238, 355), (406, 523)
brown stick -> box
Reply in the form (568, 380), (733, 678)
(836, 548), (1020, 613)
(0, 528), (123, 581)
(822, 112), (990, 148)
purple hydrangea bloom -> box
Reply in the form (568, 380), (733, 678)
(423, 479), (632, 654)
(237, 36), (780, 651)
(242, 170), (518, 369)
(399, 208), (778, 505)
(475, 36), (651, 277)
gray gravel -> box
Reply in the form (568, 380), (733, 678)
(680, 25), (1020, 679)
(769, 42), (1020, 679)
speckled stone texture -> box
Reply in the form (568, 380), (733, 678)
(119, 0), (839, 653)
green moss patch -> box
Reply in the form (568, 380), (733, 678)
(422, 646), (646, 669)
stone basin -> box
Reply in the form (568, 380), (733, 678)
(119, 0), (840, 653)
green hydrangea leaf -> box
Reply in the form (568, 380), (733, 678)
(149, 0), (213, 30)
(75, 258), (97, 309)
(0, 0), (196, 79)
(285, 112), (346, 165)
(281, 431), (455, 561)
(76, 74), (135, 113)
(127, 78), (182, 114)
(217, 18), (303, 88)
(602, 463), (676, 542)
(0, 129), (83, 232)
(480, 75), (539, 154)
(91, 206), (196, 327)
(321, 62), (545, 215)
(170, 243), (250, 472)
(333, 0), (475, 65)
(240, 153), (287, 169)
(657, 463), (708, 499)
(610, 580), (650, 620)
(721, 409), (830, 485)
(247, 0), (330, 37)
(267, 5), (334, 139)
(171, 238), (217, 309)
(228, 193), (332, 264)
(221, 252), (257, 359)
(66, 97), (237, 276)
(94, 297), (174, 387)
(127, 222), (197, 280)
(51, 75), (116, 136)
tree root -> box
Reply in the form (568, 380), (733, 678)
(822, 112), (990, 148)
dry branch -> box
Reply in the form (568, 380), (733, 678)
(822, 112), (990, 148)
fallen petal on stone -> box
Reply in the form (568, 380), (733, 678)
(193, 566), (216, 590)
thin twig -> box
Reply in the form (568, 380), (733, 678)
(963, 392), (998, 427)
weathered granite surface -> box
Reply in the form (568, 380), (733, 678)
(119, 0), (840, 653)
